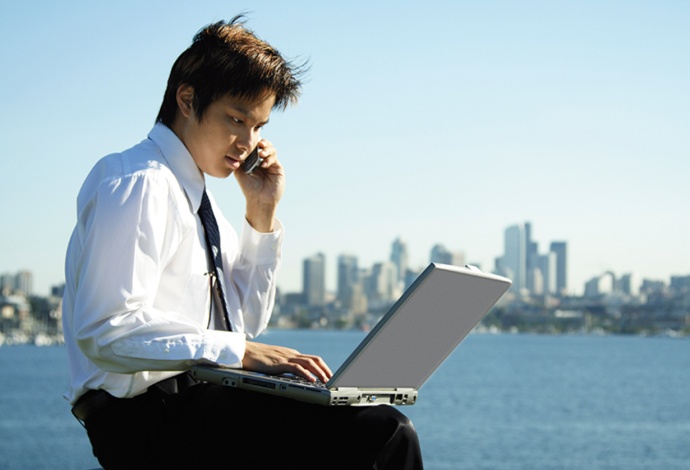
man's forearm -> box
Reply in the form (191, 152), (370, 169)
(245, 200), (278, 232)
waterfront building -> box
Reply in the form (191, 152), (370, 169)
(336, 254), (359, 308)
(302, 253), (326, 307)
(390, 238), (408, 284)
(497, 224), (526, 294)
(618, 273), (640, 296)
(366, 261), (398, 305)
(429, 244), (465, 267)
(0, 270), (34, 296)
(549, 241), (568, 295)
(536, 251), (557, 295)
(15, 271), (33, 296)
(584, 272), (615, 298)
(525, 222), (539, 294)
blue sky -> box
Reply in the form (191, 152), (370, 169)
(1, 1), (688, 296)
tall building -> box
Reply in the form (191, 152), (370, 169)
(496, 224), (567, 297)
(403, 267), (424, 292)
(366, 261), (398, 303)
(15, 271), (33, 295)
(584, 272), (614, 298)
(524, 222), (539, 294)
(390, 238), (408, 283)
(670, 275), (690, 294)
(0, 273), (14, 294)
(618, 273), (639, 296)
(429, 244), (465, 267)
(303, 253), (326, 307)
(549, 241), (568, 295)
(498, 224), (526, 293)
(336, 254), (359, 307)
(0, 270), (33, 296)
(537, 252), (557, 295)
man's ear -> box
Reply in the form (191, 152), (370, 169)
(176, 84), (195, 119)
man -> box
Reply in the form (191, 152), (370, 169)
(63, 17), (424, 469)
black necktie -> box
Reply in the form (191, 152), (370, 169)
(198, 189), (231, 330)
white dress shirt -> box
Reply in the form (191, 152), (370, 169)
(62, 123), (283, 404)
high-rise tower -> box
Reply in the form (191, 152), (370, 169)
(549, 241), (568, 295)
(390, 238), (408, 283)
(303, 253), (326, 306)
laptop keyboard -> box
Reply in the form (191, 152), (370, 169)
(279, 374), (327, 389)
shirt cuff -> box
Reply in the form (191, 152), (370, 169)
(203, 330), (246, 368)
(239, 217), (283, 264)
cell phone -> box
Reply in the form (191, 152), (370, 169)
(242, 146), (264, 175)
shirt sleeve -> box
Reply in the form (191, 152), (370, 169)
(69, 172), (246, 374)
(223, 217), (284, 337)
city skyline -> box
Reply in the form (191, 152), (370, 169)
(1, 2), (688, 297)
(2, 218), (689, 298)
(292, 222), (687, 299)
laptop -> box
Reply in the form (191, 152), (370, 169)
(191, 263), (511, 406)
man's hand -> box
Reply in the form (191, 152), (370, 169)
(242, 341), (333, 384)
(234, 139), (285, 233)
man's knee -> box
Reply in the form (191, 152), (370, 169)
(364, 406), (419, 443)
(366, 406), (423, 469)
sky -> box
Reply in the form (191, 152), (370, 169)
(1, 0), (688, 297)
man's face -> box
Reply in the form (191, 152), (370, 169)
(174, 90), (275, 178)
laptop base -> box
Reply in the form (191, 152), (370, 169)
(191, 366), (418, 406)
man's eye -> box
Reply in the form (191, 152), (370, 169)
(230, 117), (242, 124)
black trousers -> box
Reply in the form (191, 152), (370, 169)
(83, 378), (424, 469)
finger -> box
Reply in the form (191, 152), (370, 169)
(256, 142), (277, 168)
(295, 363), (329, 383)
(259, 151), (275, 169)
(309, 355), (333, 378)
(290, 355), (332, 383)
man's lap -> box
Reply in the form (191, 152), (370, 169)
(85, 382), (418, 469)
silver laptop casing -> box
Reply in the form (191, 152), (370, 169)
(192, 263), (511, 406)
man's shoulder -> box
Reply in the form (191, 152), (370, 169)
(77, 138), (182, 210)
(90, 138), (175, 186)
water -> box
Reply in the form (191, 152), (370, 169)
(1, 332), (688, 470)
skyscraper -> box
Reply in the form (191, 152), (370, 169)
(429, 244), (465, 267)
(303, 253), (326, 307)
(499, 224), (526, 293)
(337, 254), (359, 307)
(549, 241), (568, 295)
(390, 238), (408, 283)
(524, 222), (539, 294)
(366, 261), (398, 302)
(537, 251), (557, 295)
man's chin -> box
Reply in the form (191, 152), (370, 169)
(206, 168), (234, 179)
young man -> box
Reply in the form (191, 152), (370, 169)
(63, 17), (424, 469)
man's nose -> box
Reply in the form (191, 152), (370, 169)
(236, 132), (258, 157)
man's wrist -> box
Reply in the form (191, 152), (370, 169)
(245, 202), (278, 232)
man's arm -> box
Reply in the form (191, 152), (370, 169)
(232, 139), (333, 382)
(235, 139), (284, 233)
(68, 171), (246, 374)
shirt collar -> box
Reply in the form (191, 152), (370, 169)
(147, 122), (205, 212)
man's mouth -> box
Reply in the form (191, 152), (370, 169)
(225, 155), (241, 169)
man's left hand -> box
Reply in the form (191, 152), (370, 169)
(235, 139), (284, 232)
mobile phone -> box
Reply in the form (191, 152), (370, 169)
(243, 147), (264, 175)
